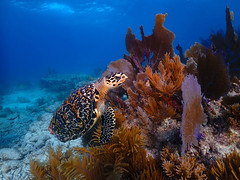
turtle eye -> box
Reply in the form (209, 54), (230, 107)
(115, 76), (121, 81)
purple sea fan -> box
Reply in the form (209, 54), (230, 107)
(181, 75), (207, 155)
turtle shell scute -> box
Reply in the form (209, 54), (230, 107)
(50, 84), (100, 142)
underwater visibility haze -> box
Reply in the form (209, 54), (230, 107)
(0, 0), (240, 179)
(1, 0), (239, 81)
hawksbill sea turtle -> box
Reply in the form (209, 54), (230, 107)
(48, 72), (128, 144)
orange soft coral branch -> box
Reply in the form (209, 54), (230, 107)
(144, 97), (158, 117)
(124, 53), (184, 152)
(144, 97), (177, 121)
(146, 53), (184, 97)
(127, 88), (139, 108)
(134, 79), (150, 97)
(126, 54), (183, 127)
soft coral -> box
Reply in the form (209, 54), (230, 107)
(124, 14), (175, 73)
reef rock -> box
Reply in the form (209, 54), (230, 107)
(0, 148), (22, 161)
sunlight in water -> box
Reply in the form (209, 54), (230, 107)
(41, 2), (75, 14)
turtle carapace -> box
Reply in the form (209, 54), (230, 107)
(48, 72), (128, 144)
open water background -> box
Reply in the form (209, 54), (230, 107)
(0, 0), (239, 84)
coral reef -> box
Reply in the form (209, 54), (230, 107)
(188, 7), (240, 78)
(28, 9), (240, 180)
(29, 146), (72, 179)
(211, 6), (240, 77)
(184, 6), (240, 79)
(124, 14), (175, 72)
(176, 43), (187, 64)
(160, 146), (207, 179)
(208, 150), (240, 180)
(204, 77), (240, 131)
(197, 79), (240, 165)
(30, 125), (164, 179)
(185, 43), (230, 100)
(185, 43), (206, 63)
(146, 54), (184, 97)
(181, 75), (207, 154)
(197, 49), (230, 100)
(135, 157), (165, 180)
(125, 53), (184, 152)
(184, 6), (240, 100)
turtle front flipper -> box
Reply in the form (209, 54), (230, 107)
(99, 106), (116, 144)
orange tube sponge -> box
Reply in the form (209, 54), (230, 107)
(181, 75), (207, 155)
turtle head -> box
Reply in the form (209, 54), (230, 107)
(104, 72), (128, 88)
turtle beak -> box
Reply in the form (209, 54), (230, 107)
(122, 74), (128, 83)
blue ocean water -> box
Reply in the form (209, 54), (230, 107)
(1, 0), (239, 83)
(0, 1), (239, 178)
(0, 0), (239, 149)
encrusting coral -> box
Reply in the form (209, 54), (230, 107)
(202, 75), (240, 133)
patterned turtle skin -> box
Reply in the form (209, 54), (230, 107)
(48, 72), (128, 143)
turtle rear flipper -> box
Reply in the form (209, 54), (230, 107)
(99, 106), (116, 144)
